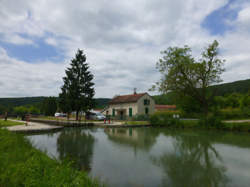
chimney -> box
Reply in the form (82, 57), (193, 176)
(133, 88), (137, 95)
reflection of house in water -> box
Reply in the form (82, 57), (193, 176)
(105, 128), (138, 140)
(105, 128), (157, 152)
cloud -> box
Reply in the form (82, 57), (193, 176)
(0, 47), (66, 97)
(0, 0), (250, 98)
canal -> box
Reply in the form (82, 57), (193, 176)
(27, 127), (250, 187)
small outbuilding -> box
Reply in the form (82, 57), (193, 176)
(103, 92), (155, 120)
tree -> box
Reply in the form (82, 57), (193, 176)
(41, 97), (58, 116)
(152, 40), (225, 117)
(13, 106), (29, 116)
(59, 49), (95, 120)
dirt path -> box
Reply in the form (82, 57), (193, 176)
(6, 120), (63, 132)
(224, 119), (250, 123)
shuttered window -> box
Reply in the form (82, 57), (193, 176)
(129, 108), (133, 117)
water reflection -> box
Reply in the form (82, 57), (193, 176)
(27, 127), (250, 187)
(57, 128), (95, 171)
(153, 131), (229, 187)
(105, 128), (158, 152)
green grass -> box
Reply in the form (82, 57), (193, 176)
(223, 122), (250, 132)
(0, 119), (24, 127)
(0, 129), (100, 186)
(124, 121), (149, 125)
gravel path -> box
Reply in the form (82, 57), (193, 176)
(6, 120), (63, 132)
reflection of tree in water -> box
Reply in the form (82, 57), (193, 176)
(153, 132), (229, 187)
(57, 129), (95, 171)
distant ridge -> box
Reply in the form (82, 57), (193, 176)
(210, 79), (250, 96)
(0, 97), (111, 108)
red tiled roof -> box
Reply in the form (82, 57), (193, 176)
(109, 93), (147, 104)
(155, 105), (176, 110)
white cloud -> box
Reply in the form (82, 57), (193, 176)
(0, 47), (66, 97)
(0, 0), (250, 97)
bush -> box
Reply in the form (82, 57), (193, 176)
(223, 122), (250, 132)
(131, 114), (150, 121)
(218, 108), (250, 119)
(198, 115), (223, 129)
(150, 111), (181, 126)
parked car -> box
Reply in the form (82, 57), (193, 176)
(54, 113), (67, 117)
(88, 112), (106, 121)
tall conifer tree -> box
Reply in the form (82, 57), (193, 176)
(59, 49), (95, 120)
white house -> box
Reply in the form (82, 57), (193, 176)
(102, 92), (155, 120)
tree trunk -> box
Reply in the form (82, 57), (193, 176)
(67, 113), (70, 121)
(76, 110), (79, 121)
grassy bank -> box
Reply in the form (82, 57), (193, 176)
(0, 119), (24, 127)
(0, 129), (99, 186)
(150, 112), (250, 133)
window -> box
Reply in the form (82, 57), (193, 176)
(129, 108), (133, 117)
(112, 109), (115, 117)
(144, 99), (150, 105)
(145, 107), (149, 115)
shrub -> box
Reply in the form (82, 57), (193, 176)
(198, 115), (223, 129)
(132, 114), (150, 121)
(150, 111), (181, 126)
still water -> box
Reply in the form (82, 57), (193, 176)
(27, 127), (250, 187)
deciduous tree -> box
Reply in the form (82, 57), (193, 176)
(152, 40), (225, 116)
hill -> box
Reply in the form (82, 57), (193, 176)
(0, 97), (110, 109)
(152, 79), (250, 105)
(210, 79), (250, 96)
(0, 97), (46, 107)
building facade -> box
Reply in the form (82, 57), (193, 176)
(103, 92), (155, 120)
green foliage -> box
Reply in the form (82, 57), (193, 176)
(152, 40), (225, 116)
(152, 92), (177, 105)
(94, 98), (110, 109)
(132, 114), (150, 121)
(223, 122), (250, 132)
(59, 49), (95, 120)
(198, 116), (223, 129)
(218, 108), (250, 120)
(13, 106), (29, 116)
(150, 111), (181, 126)
(0, 97), (45, 107)
(210, 79), (250, 96)
(0, 129), (99, 186)
(41, 97), (58, 116)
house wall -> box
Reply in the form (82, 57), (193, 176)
(102, 94), (155, 118)
(137, 94), (155, 115)
(107, 102), (138, 117)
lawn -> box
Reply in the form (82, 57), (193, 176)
(0, 129), (100, 186)
(0, 119), (24, 127)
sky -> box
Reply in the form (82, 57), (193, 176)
(0, 0), (250, 98)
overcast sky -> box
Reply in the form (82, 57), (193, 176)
(0, 0), (250, 98)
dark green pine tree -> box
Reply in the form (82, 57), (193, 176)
(59, 49), (95, 120)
